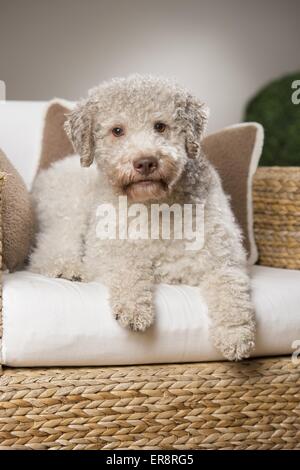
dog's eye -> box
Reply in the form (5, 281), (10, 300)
(154, 122), (166, 133)
(112, 127), (124, 137)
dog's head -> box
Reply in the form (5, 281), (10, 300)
(65, 75), (209, 202)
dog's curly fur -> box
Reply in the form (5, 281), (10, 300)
(29, 75), (256, 360)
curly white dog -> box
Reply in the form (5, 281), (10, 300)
(29, 75), (255, 360)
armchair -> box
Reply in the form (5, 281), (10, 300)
(0, 100), (299, 449)
(0, 167), (299, 450)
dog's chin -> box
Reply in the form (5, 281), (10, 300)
(123, 180), (169, 202)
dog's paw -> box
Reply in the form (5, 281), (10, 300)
(112, 302), (155, 332)
(56, 264), (82, 281)
(29, 259), (82, 281)
(212, 324), (255, 361)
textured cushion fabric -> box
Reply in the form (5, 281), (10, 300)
(0, 149), (34, 271)
(34, 101), (263, 263)
(37, 99), (74, 172)
(202, 123), (264, 264)
(1, 266), (299, 367)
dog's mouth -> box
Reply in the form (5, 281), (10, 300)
(123, 178), (169, 201)
(125, 179), (167, 189)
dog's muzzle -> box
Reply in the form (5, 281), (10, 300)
(112, 151), (182, 202)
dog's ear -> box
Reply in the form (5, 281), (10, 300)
(184, 94), (209, 159)
(64, 100), (95, 167)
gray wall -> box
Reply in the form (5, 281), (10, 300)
(0, 0), (299, 131)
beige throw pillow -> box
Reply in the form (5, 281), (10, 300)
(0, 148), (34, 271)
(202, 123), (264, 264)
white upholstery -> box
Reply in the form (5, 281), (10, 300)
(0, 100), (74, 188)
(0, 101), (47, 188)
(2, 266), (300, 366)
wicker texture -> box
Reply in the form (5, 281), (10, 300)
(253, 167), (300, 269)
(0, 358), (300, 450)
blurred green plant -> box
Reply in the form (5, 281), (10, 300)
(244, 72), (300, 166)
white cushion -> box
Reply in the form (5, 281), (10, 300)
(0, 101), (47, 188)
(0, 100), (74, 188)
(1, 265), (299, 366)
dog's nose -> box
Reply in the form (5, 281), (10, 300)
(133, 156), (158, 176)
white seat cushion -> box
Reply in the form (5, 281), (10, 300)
(2, 265), (299, 366)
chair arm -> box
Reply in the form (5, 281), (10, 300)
(253, 166), (300, 269)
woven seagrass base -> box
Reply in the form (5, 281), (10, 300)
(0, 357), (299, 450)
(253, 167), (300, 269)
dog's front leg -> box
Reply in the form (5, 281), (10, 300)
(109, 256), (155, 332)
(201, 265), (255, 361)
